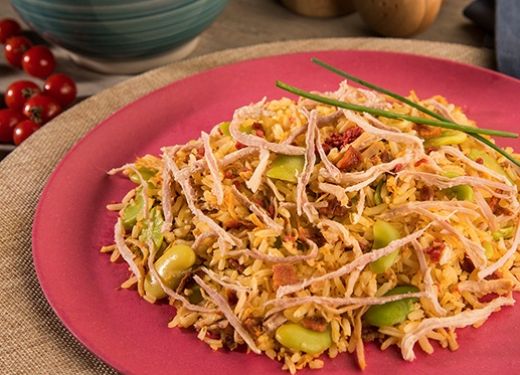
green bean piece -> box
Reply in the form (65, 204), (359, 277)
(423, 130), (467, 148)
(364, 285), (419, 328)
(266, 155), (305, 183)
(275, 323), (332, 354)
(374, 178), (385, 205)
(492, 227), (514, 241)
(468, 149), (510, 180)
(139, 207), (164, 249)
(370, 220), (401, 273)
(144, 244), (197, 300)
(121, 193), (144, 230)
(129, 167), (157, 185)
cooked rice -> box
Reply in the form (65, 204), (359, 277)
(102, 80), (520, 372)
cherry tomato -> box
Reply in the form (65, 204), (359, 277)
(5, 80), (41, 111)
(4, 36), (32, 67)
(22, 46), (56, 79)
(43, 73), (77, 107)
(13, 119), (40, 145)
(23, 94), (61, 125)
(0, 19), (21, 44)
(0, 109), (25, 143)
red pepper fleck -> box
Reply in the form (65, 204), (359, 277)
(475, 158), (484, 164)
(235, 142), (246, 149)
(255, 129), (265, 137)
(393, 163), (404, 172)
(478, 293), (499, 303)
(322, 126), (363, 154)
(197, 146), (205, 158)
(426, 146), (439, 154)
(425, 240), (445, 262)
(414, 158), (428, 167)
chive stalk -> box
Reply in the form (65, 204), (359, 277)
(275, 81), (517, 139)
(310, 57), (520, 168)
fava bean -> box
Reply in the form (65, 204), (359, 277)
(219, 121), (253, 137)
(364, 285), (419, 327)
(492, 226), (514, 241)
(266, 155), (305, 183)
(441, 171), (474, 201)
(129, 167), (157, 185)
(468, 149), (510, 181)
(139, 207), (164, 249)
(483, 241), (494, 259)
(424, 130), (467, 148)
(370, 220), (401, 273)
(144, 244), (196, 300)
(447, 184), (474, 201)
(121, 193), (144, 230)
(275, 322), (331, 354)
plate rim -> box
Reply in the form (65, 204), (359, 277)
(31, 48), (520, 374)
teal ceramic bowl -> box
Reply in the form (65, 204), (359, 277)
(10, 0), (228, 71)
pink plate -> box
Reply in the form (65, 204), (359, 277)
(33, 51), (520, 375)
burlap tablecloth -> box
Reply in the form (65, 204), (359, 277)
(0, 38), (493, 374)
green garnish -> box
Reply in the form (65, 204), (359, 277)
(307, 58), (520, 168)
(276, 81), (517, 139)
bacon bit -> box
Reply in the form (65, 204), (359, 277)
(487, 196), (510, 215)
(426, 146), (439, 154)
(226, 289), (238, 305)
(267, 203), (275, 218)
(478, 293), (499, 303)
(235, 141), (246, 150)
(419, 185), (434, 201)
(461, 256), (475, 273)
(336, 146), (362, 172)
(223, 219), (242, 230)
(227, 258), (246, 273)
(300, 316), (327, 332)
(485, 271), (502, 280)
(243, 317), (263, 337)
(414, 158), (428, 167)
(393, 163), (404, 172)
(322, 126), (363, 154)
(379, 150), (392, 163)
(252, 122), (265, 138)
(196, 146), (205, 158)
(425, 240), (445, 262)
(475, 158), (484, 165)
(272, 264), (299, 289)
(298, 227), (326, 247)
(318, 198), (349, 218)
(415, 124), (442, 138)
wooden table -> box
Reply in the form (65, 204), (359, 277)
(0, 0), (486, 97)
